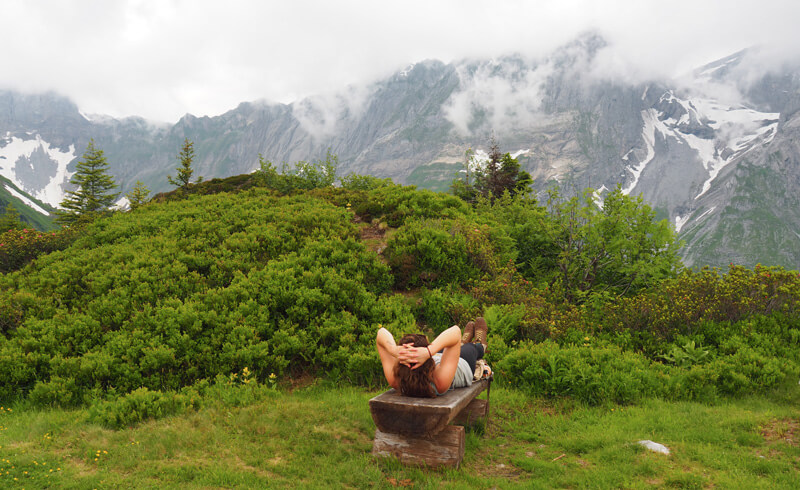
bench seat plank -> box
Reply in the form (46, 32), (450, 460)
(369, 379), (489, 436)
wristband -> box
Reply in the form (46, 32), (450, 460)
(426, 346), (432, 359)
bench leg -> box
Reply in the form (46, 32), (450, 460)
(453, 398), (489, 426)
(372, 425), (465, 468)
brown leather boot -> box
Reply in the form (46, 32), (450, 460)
(473, 317), (488, 349)
(461, 321), (475, 344)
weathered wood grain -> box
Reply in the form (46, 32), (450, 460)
(372, 426), (466, 468)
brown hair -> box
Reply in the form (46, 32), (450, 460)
(394, 334), (436, 398)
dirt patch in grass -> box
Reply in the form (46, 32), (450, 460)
(761, 418), (798, 446)
(232, 454), (275, 478)
(481, 461), (524, 480)
(68, 457), (98, 478)
(6, 441), (34, 450)
(359, 221), (386, 241)
(285, 372), (318, 392)
(359, 221), (389, 259)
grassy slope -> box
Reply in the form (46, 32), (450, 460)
(1, 383), (798, 488)
(0, 175), (57, 231)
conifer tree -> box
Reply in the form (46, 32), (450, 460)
(168, 138), (200, 188)
(125, 180), (151, 211)
(56, 139), (119, 225)
(466, 135), (533, 202)
(0, 204), (25, 232)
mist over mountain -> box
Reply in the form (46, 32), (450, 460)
(2, 33), (800, 269)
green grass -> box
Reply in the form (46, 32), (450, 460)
(1, 381), (798, 488)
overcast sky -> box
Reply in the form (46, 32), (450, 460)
(2, 0), (798, 123)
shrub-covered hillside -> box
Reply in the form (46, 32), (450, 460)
(1, 171), (799, 427)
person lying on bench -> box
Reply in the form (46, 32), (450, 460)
(376, 318), (487, 397)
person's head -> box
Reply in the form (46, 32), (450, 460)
(394, 333), (436, 398)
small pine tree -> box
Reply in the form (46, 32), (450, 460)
(125, 181), (151, 211)
(167, 138), (200, 188)
(455, 135), (532, 203)
(0, 204), (25, 232)
(56, 139), (119, 225)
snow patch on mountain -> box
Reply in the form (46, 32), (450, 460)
(693, 55), (741, 84)
(0, 133), (75, 207)
(676, 206), (717, 234)
(622, 109), (662, 195)
(675, 214), (690, 233)
(80, 112), (116, 124)
(3, 184), (50, 216)
(593, 185), (608, 207)
(687, 98), (778, 197)
(624, 90), (779, 199)
(399, 64), (416, 78)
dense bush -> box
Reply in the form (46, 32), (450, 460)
(256, 151), (338, 193)
(496, 323), (800, 405)
(0, 227), (79, 273)
(599, 265), (800, 342)
(477, 187), (683, 301)
(385, 217), (516, 289)
(349, 185), (471, 227)
(0, 189), (413, 407)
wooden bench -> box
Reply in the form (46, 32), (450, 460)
(369, 378), (491, 468)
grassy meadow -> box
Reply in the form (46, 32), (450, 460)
(1, 381), (798, 488)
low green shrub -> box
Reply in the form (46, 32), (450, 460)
(483, 303), (527, 344)
(497, 324), (800, 405)
(255, 151), (338, 193)
(88, 386), (201, 428)
(417, 288), (454, 333)
(339, 173), (394, 191)
(497, 341), (669, 405)
(28, 375), (85, 408)
(385, 217), (516, 289)
(601, 265), (800, 340)
(0, 227), (79, 273)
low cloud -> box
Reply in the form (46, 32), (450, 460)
(2, 1), (800, 122)
(443, 57), (553, 137)
(292, 84), (375, 141)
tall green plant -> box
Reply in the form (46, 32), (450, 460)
(168, 138), (202, 188)
(543, 185), (682, 300)
(126, 181), (151, 210)
(257, 150), (339, 193)
(56, 139), (119, 225)
(0, 204), (25, 232)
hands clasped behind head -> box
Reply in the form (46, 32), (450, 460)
(398, 343), (429, 369)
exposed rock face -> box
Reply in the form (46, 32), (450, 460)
(1, 36), (799, 269)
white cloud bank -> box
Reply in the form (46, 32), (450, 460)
(1, 0), (799, 122)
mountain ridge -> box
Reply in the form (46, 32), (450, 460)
(2, 35), (800, 269)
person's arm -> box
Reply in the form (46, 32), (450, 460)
(376, 326), (401, 390)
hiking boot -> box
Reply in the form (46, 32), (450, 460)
(461, 321), (475, 344)
(473, 317), (488, 349)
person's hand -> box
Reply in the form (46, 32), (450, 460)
(397, 343), (431, 370)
